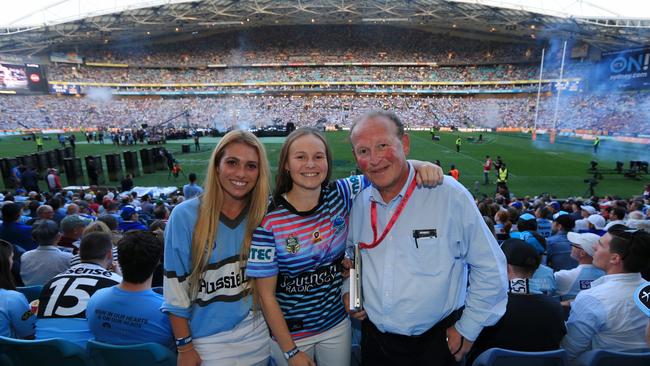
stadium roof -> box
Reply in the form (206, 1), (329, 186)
(1, 0), (649, 55)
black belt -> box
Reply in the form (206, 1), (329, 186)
(366, 308), (463, 340)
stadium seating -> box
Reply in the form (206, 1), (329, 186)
(575, 349), (650, 366)
(0, 336), (90, 366)
(471, 348), (568, 366)
(15, 285), (42, 303)
(87, 340), (176, 366)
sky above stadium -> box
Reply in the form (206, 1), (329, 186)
(1, 0), (649, 27)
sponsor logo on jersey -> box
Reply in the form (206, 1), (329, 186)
(64, 266), (116, 278)
(278, 262), (339, 294)
(579, 280), (593, 290)
(312, 230), (322, 243)
(194, 255), (250, 305)
(286, 236), (300, 254)
(249, 245), (275, 263)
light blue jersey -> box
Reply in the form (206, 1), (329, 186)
(88, 286), (174, 349)
(162, 198), (252, 339)
(0, 289), (36, 338)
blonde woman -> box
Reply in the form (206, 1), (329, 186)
(162, 130), (271, 366)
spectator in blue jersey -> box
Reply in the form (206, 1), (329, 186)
(183, 173), (203, 199)
(87, 231), (173, 349)
(162, 130), (272, 366)
(535, 206), (553, 239)
(510, 213), (546, 255)
(118, 206), (147, 232)
(345, 111), (508, 365)
(0, 239), (36, 339)
(512, 214), (557, 295)
(0, 202), (36, 251)
(546, 212), (578, 272)
(247, 128), (443, 366)
(554, 232), (605, 302)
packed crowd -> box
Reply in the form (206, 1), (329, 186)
(1, 119), (649, 365)
(47, 64), (545, 84)
(2, 91), (648, 134)
(79, 26), (540, 66)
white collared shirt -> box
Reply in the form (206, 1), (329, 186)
(562, 273), (648, 361)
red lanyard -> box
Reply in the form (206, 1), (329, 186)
(359, 178), (417, 250)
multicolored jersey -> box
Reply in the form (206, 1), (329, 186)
(162, 198), (252, 339)
(36, 262), (122, 346)
(247, 176), (367, 340)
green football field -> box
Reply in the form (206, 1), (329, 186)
(1, 131), (647, 199)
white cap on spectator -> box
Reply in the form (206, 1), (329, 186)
(587, 214), (606, 230)
(567, 232), (600, 257)
(581, 205), (597, 215)
(574, 219), (590, 233)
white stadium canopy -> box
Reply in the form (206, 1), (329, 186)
(1, 0), (649, 27)
(0, 0), (648, 54)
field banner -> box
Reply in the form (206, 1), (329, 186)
(592, 47), (650, 90)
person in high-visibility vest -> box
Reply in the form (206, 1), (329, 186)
(35, 135), (44, 152)
(593, 137), (600, 153)
(497, 163), (508, 185)
(455, 137), (462, 152)
(449, 164), (460, 180)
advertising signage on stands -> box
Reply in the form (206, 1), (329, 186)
(591, 47), (650, 90)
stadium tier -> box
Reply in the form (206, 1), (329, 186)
(1, 92), (648, 134)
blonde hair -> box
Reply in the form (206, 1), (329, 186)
(83, 220), (122, 246)
(83, 220), (110, 235)
(188, 130), (270, 298)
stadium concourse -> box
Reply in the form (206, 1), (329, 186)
(1, 1), (650, 365)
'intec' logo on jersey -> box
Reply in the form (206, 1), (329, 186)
(249, 245), (275, 263)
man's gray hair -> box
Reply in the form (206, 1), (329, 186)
(349, 110), (405, 138)
(31, 219), (60, 245)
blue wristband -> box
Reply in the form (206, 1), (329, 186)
(175, 335), (193, 347)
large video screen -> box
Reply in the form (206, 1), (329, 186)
(0, 63), (28, 90)
(0, 62), (48, 93)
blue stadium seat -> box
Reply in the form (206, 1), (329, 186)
(576, 349), (650, 366)
(15, 285), (42, 303)
(472, 347), (568, 366)
(0, 336), (90, 366)
(87, 340), (176, 366)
